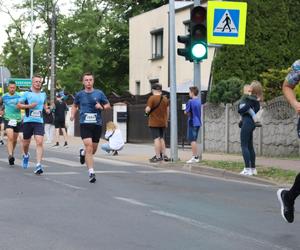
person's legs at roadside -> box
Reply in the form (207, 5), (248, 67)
(101, 143), (112, 153)
(158, 128), (170, 161)
(149, 127), (163, 162)
(53, 121), (68, 147)
(248, 129), (257, 175)
(186, 126), (200, 163)
(44, 124), (51, 143)
(240, 123), (253, 175)
(277, 173), (300, 223)
(61, 127), (68, 147)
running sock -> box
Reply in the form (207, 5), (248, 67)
(88, 168), (95, 174)
(288, 173), (300, 202)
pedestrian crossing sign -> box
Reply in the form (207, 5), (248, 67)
(207, 1), (247, 45)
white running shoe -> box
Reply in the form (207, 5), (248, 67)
(251, 168), (258, 175)
(186, 156), (200, 164)
(240, 168), (253, 176)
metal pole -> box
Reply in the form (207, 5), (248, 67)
(50, 1), (56, 104)
(30, 0), (34, 78)
(169, 0), (178, 161)
(194, 0), (202, 160)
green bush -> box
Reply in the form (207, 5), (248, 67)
(208, 77), (244, 104)
(259, 68), (289, 101)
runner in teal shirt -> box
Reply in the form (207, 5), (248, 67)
(2, 81), (22, 165)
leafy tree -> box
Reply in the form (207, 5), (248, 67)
(259, 68), (289, 101)
(208, 77), (244, 104)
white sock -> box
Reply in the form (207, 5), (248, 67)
(80, 149), (85, 156)
(88, 168), (95, 174)
(36, 163), (41, 167)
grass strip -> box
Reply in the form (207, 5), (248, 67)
(202, 160), (298, 184)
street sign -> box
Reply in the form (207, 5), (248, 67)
(8, 78), (32, 87)
(207, 1), (247, 45)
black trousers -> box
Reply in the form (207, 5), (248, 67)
(287, 173), (300, 202)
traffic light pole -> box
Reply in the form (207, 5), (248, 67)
(169, 0), (178, 161)
(194, 0), (202, 160)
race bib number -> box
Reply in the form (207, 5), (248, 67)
(30, 110), (42, 118)
(8, 120), (17, 127)
(84, 113), (97, 123)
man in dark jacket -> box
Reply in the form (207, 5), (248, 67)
(52, 93), (68, 147)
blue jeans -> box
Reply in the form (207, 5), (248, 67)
(101, 143), (112, 153)
(187, 125), (200, 142)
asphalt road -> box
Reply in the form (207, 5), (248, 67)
(0, 144), (299, 250)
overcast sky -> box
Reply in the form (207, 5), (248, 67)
(0, 0), (72, 53)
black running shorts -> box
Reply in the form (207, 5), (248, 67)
(80, 124), (102, 143)
(4, 119), (22, 133)
(54, 120), (66, 129)
(23, 122), (45, 139)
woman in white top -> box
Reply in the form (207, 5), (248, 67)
(101, 121), (124, 155)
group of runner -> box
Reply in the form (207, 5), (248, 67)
(0, 72), (110, 183)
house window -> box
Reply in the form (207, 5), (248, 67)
(183, 20), (191, 35)
(151, 29), (163, 60)
(135, 81), (140, 95)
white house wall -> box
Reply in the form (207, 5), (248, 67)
(129, 3), (214, 95)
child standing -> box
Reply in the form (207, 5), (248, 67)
(185, 86), (202, 163)
(239, 84), (262, 128)
(101, 121), (124, 155)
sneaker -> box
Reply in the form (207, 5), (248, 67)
(89, 173), (96, 183)
(79, 148), (85, 164)
(22, 154), (30, 169)
(149, 156), (162, 163)
(251, 168), (258, 175)
(0, 140), (4, 145)
(163, 155), (170, 162)
(34, 165), (44, 175)
(8, 155), (15, 166)
(240, 168), (253, 176)
(186, 156), (200, 164)
(112, 150), (118, 156)
(63, 142), (68, 148)
(52, 142), (59, 147)
(277, 189), (294, 223)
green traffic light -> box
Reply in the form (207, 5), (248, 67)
(191, 41), (207, 60)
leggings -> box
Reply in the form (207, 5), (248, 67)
(287, 173), (300, 203)
(240, 118), (256, 169)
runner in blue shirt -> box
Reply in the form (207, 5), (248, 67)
(185, 86), (202, 163)
(17, 74), (47, 174)
(70, 72), (111, 183)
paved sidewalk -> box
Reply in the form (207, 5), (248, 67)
(47, 136), (300, 173)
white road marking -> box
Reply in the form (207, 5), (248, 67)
(137, 170), (181, 174)
(95, 170), (129, 174)
(151, 210), (291, 250)
(44, 177), (87, 190)
(114, 197), (153, 208)
(0, 158), (51, 168)
(25, 172), (79, 176)
(94, 157), (145, 167)
(43, 157), (82, 167)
